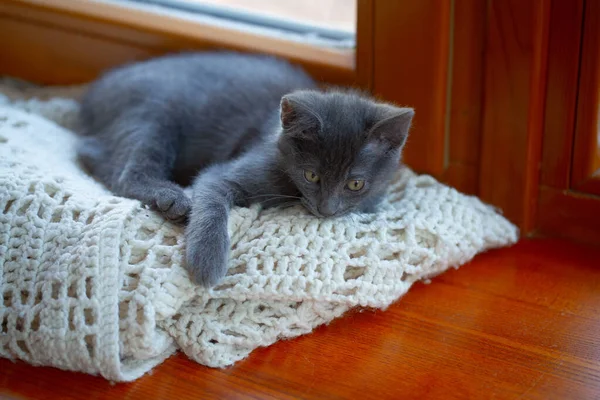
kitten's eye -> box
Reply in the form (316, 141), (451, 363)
(304, 170), (320, 183)
(347, 179), (365, 191)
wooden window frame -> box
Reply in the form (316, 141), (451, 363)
(0, 0), (356, 84)
(537, 0), (600, 245)
(0, 0), (455, 178)
(570, 0), (600, 196)
(11, 0), (355, 70)
(5, 0), (599, 242)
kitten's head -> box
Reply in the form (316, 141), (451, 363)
(277, 89), (414, 217)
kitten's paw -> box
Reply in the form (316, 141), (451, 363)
(155, 188), (192, 222)
(185, 226), (229, 287)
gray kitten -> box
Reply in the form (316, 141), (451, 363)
(78, 51), (414, 287)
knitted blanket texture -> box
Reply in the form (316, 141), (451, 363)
(0, 81), (518, 381)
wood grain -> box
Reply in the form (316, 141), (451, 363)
(479, 0), (551, 229)
(443, 0), (486, 195)
(1, 239), (600, 399)
(0, 0), (467, 187)
(570, 0), (600, 196)
(442, 163), (479, 196)
(354, 0), (373, 91)
(0, 16), (157, 85)
(539, 0), (584, 189)
(0, 0), (355, 86)
(371, 0), (451, 178)
(521, 0), (551, 232)
(533, 0), (600, 244)
(537, 187), (600, 245)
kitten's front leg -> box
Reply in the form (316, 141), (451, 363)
(186, 150), (277, 286)
(185, 167), (233, 286)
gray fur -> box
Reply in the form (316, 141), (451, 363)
(78, 51), (414, 287)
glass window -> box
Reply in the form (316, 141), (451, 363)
(128, 0), (356, 48)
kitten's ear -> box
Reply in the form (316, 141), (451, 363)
(280, 97), (297, 129)
(369, 106), (415, 149)
(279, 92), (322, 134)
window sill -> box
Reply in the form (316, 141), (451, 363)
(8, 0), (355, 75)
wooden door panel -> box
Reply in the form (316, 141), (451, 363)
(571, 0), (600, 195)
(535, 0), (600, 244)
(540, 0), (584, 189)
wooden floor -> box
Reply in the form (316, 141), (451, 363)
(1, 239), (599, 399)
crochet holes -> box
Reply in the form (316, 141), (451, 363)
(69, 307), (76, 330)
(0, 134), (7, 143)
(84, 335), (95, 359)
(72, 210), (81, 221)
(2, 290), (12, 307)
(349, 249), (367, 259)
(391, 228), (406, 237)
(20, 289), (29, 305)
(1, 313), (8, 334)
(59, 193), (71, 205)
(51, 208), (63, 223)
(17, 340), (30, 356)
(136, 306), (145, 325)
(16, 315), (25, 332)
(344, 265), (366, 280)
(128, 248), (148, 264)
(67, 280), (78, 298)
(382, 251), (402, 262)
(355, 231), (367, 240)
(33, 289), (42, 306)
(215, 303), (227, 314)
(123, 273), (140, 291)
(119, 302), (128, 320)
(30, 312), (40, 331)
(161, 235), (177, 246)
(84, 308), (95, 326)
(85, 212), (95, 225)
(3, 199), (15, 214)
(254, 304), (266, 313)
(400, 271), (410, 282)
(16, 199), (33, 216)
(185, 319), (194, 331)
(44, 183), (59, 199)
(8, 252), (19, 265)
(51, 281), (61, 299)
(37, 203), (46, 219)
(135, 226), (155, 241)
(12, 120), (28, 128)
(213, 282), (236, 291)
(156, 253), (173, 268)
(226, 264), (246, 276)
(85, 277), (93, 298)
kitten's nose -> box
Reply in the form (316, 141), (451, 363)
(318, 199), (340, 217)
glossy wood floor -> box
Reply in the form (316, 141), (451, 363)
(1, 239), (599, 399)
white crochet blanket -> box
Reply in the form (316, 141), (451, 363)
(0, 80), (519, 382)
